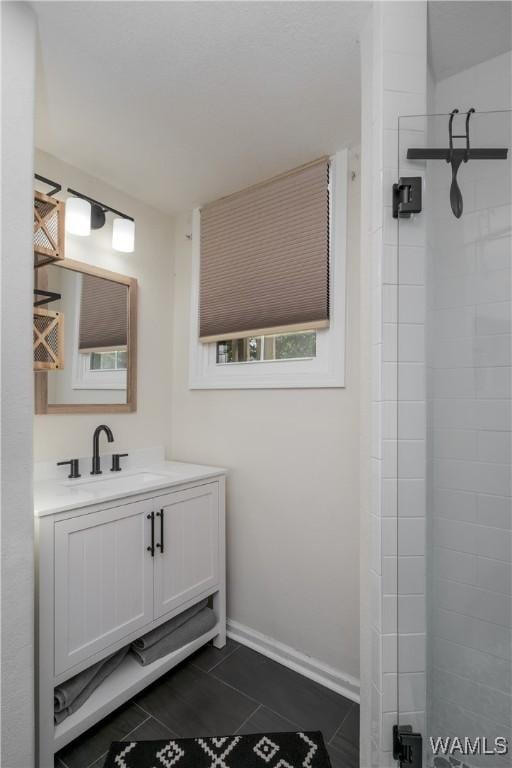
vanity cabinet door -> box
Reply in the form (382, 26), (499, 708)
(54, 499), (154, 675)
(153, 483), (220, 620)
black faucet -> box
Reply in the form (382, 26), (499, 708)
(91, 424), (114, 475)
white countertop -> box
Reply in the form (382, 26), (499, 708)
(34, 460), (226, 517)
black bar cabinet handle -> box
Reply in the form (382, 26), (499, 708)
(156, 509), (164, 554)
(147, 512), (155, 556)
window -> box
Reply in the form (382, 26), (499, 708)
(216, 331), (316, 364)
(90, 350), (128, 370)
(189, 149), (347, 389)
(73, 348), (127, 390)
(71, 277), (128, 391)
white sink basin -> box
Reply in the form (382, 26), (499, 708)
(35, 459), (225, 517)
(62, 471), (168, 490)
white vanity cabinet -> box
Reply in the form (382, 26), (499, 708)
(36, 466), (226, 768)
(54, 497), (155, 674)
(154, 483), (220, 619)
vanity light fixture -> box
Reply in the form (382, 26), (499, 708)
(112, 217), (135, 253)
(65, 196), (91, 237)
(66, 188), (135, 252)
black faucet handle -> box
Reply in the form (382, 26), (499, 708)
(57, 459), (81, 479)
(111, 453), (129, 472)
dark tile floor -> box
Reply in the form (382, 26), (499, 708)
(56, 640), (359, 768)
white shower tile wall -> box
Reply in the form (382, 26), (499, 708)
(425, 51), (512, 767)
(360, 3), (427, 766)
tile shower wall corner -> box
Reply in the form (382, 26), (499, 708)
(360, 3), (427, 767)
(425, 52), (512, 759)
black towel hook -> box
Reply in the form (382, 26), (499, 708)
(448, 108), (459, 163)
(447, 107), (475, 218)
(404, 109), (507, 221)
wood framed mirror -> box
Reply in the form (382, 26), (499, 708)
(35, 259), (137, 414)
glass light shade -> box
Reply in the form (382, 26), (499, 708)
(65, 197), (91, 236)
(112, 218), (135, 253)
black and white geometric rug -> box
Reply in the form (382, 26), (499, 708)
(103, 731), (332, 768)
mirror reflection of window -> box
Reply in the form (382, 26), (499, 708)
(45, 266), (129, 406)
(89, 350), (127, 371)
(79, 274), (128, 358)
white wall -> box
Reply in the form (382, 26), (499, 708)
(33, 150), (174, 462)
(170, 150), (361, 688)
(425, 52), (512, 766)
(0, 3), (36, 765)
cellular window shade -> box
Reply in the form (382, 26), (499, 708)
(199, 158), (330, 342)
(79, 274), (128, 352)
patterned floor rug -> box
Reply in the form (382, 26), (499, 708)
(103, 731), (332, 768)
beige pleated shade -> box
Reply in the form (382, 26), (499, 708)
(199, 158), (330, 342)
(79, 274), (128, 352)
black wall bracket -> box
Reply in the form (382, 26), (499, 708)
(393, 725), (422, 768)
(392, 177), (422, 219)
(33, 289), (62, 308)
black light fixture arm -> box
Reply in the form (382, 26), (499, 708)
(67, 187), (134, 221)
(35, 174), (62, 197)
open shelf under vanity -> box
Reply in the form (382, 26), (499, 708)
(54, 624), (220, 751)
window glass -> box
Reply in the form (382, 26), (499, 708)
(216, 331), (316, 364)
(89, 350), (127, 371)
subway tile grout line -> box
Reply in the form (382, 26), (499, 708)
(204, 643), (241, 673)
(83, 750), (108, 768)
(134, 701), (152, 718)
(327, 704), (356, 747)
(133, 706), (179, 739)
(123, 714), (152, 740)
(191, 642), (241, 674)
(264, 705), (302, 730)
(234, 704), (262, 734)
(207, 671), (261, 707)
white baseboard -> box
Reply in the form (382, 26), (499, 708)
(226, 619), (360, 704)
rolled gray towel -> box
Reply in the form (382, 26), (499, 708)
(132, 599), (208, 651)
(131, 607), (216, 667)
(54, 656), (106, 712)
(54, 646), (129, 724)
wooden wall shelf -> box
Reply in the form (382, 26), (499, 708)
(33, 308), (64, 371)
(34, 191), (65, 268)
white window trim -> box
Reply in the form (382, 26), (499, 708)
(188, 148), (348, 389)
(71, 277), (127, 391)
(72, 354), (127, 391)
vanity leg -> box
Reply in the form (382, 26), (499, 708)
(38, 722), (55, 768)
(212, 476), (226, 649)
(212, 589), (226, 648)
(37, 670), (55, 768)
(36, 516), (56, 768)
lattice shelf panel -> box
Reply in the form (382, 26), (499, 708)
(33, 309), (64, 371)
(34, 191), (65, 268)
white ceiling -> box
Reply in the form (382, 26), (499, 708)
(428, 1), (512, 81)
(33, 1), (369, 214)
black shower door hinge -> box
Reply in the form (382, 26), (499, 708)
(392, 177), (422, 219)
(393, 725), (422, 768)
